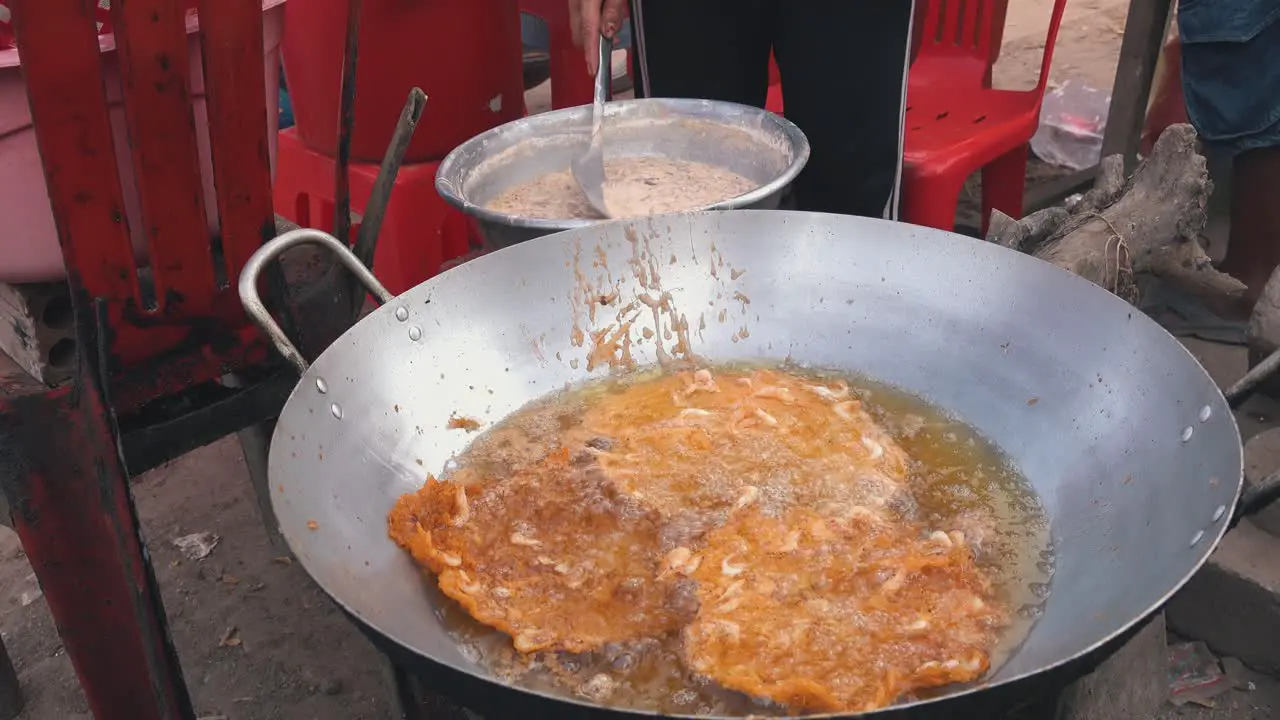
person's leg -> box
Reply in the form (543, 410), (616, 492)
(1222, 143), (1280, 302)
(772, 1), (913, 217)
(1178, 4), (1280, 312)
(627, 0), (773, 107)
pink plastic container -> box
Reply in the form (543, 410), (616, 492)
(0, 2), (285, 283)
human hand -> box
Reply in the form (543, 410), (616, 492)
(568, 0), (627, 76)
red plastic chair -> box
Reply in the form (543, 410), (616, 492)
(765, 52), (784, 115)
(901, 0), (1068, 233)
(272, 129), (476, 296)
(518, 0), (594, 110)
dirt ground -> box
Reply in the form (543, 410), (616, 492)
(0, 438), (393, 720)
(995, 0), (1135, 91)
(6, 2), (1277, 719)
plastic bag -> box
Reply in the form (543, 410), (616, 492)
(1030, 79), (1113, 171)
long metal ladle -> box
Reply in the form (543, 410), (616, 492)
(570, 34), (613, 219)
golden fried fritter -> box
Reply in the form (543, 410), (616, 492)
(682, 507), (1008, 713)
(387, 450), (682, 654)
(388, 365), (1017, 714)
(571, 368), (914, 528)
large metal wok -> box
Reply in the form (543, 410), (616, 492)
(239, 211), (1267, 718)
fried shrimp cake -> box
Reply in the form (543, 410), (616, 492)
(573, 368), (915, 528)
(387, 450), (680, 654)
(682, 507), (1008, 713)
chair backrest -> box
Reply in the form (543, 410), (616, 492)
(917, 0), (1005, 64)
(11, 0), (275, 384)
(1030, 0), (1070, 93)
(916, 0), (1068, 92)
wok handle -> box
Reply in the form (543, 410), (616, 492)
(239, 228), (394, 374)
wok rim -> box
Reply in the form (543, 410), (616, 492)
(271, 211), (1244, 718)
(433, 98), (812, 233)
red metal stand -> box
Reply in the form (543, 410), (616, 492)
(0, 352), (194, 720)
(2, 1), (291, 718)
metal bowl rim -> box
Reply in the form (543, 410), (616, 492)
(433, 98), (811, 231)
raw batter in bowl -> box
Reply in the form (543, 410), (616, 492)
(485, 155), (757, 220)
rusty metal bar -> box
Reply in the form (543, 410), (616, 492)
(349, 88), (427, 316)
(351, 88), (427, 272)
(333, 0), (363, 248)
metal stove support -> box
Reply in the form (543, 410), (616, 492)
(385, 657), (475, 720)
(377, 648), (1070, 720)
(0, 504), (17, 720)
(0, 638), (21, 720)
(238, 418), (286, 550)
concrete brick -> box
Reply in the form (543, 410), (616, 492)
(1242, 428), (1280, 537)
(1165, 520), (1280, 674)
(1058, 613), (1168, 720)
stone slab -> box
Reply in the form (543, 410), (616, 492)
(1242, 428), (1280, 537)
(1166, 520), (1280, 674)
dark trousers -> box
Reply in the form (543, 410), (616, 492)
(628, 0), (913, 219)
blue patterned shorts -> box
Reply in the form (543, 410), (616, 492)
(1178, 0), (1280, 155)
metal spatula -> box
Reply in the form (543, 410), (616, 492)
(571, 34), (613, 219)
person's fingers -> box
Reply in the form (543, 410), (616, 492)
(600, 0), (626, 39)
(576, 0), (627, 76)
(568, 0), (586, 48)
(576, 0), (603, 75)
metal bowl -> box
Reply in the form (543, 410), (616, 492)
(435, 98), (810, 248)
